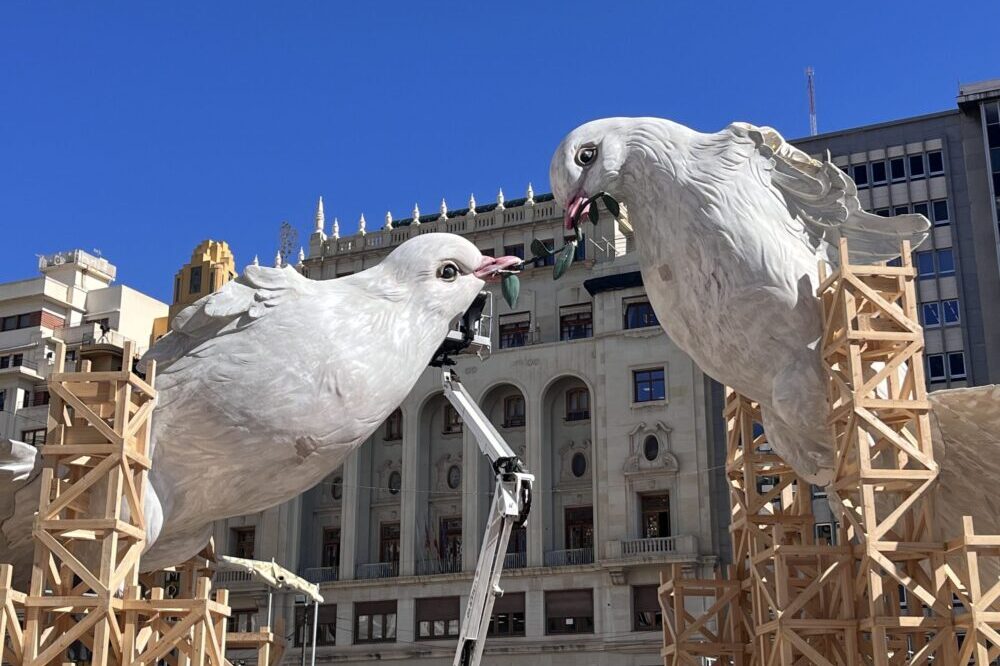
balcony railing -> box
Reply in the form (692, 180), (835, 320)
(303, 566), (339, 583)
(355, 561), (398, 580)
(415, 558), (463, 576)
(214, 570), (254, 584)
(606, 535), (698, 560)
(503, 551), (527, 569)
(543, 547), (594, 567)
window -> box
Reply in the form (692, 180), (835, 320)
(0, 390), (4, 412)
(416, 596), (461, 640)
(174, 277), (181, 302)
(571, 452), (587, 478)
(503, 395), (525, 427)
(231, 527), (255, 559)
(1, 316), (16, 331)
(488, 592), (526, 637)
(633, 368), (666, 403)
(21, 390), (28, 408)
(443, 404), (462, 434)
(21, 429), (45, 446)
(942, 299), (960, 325)
(851, 164), (868, 188)
(387, 470), (401, 495)
(893, 205), (910, 216)
(17, 312), (41, 328)
(641, 493), (671, 538)
(355, 600), (397, 644)
(874, 208), (890, 217)
(928, 150), (944, 175)
(439, 517), (462, 565)
(890, 157), (906, 182)
(922, 302), (941, 328)
(927, 354), (946, 383)
(32, 389), (49, 407)
(643, 435), (659, 461)
(0, 357), (8, 369)
(12, 354), (23, 367)
(937, 249), (955, 276)
(545, 589), (594, 635)
(380, 522), (400, 563)
(228, 608), (257, 634)
(812, 484), (827, 499)
(533, 240), (555, 267)
(479, 247), (495, 257)
(189, 266), (203, 294)
(815, 523), (835, 545)
(913, 202), (929, 218)
(573, 237), (586, 261)
(446, 464), (461, 489)
(948, 352), (966, 380)
(916, 252), (935, 279)
(624, 300), (659, 329)
(296, 604), (336, 646)
(560, 306), (593, 341)
(932, 200), (950, 226)
(909, 154), (925, 179)
(498, 317), (530, 349)
(331, 476), (343, 501)
(565, 388), (590, 421)
(503, 244), (524, 260)
(632, 585), (662, 632)
(384, 408), (402, 440)
(565, 506), (593, 550)
(870, 161), (887, 185)
(321, 528), (340, 568)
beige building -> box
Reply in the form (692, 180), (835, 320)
(212, 193), (729, 665)
(0, 250), (167, 446)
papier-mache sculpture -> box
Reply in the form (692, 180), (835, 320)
(549, 117), (1000, 536)
(0, 233), (521, 583)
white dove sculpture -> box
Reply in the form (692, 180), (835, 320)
(0, 233), (521, 581)
(549, 117), (1000, 535)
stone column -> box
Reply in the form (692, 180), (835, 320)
(400, 405), (419, 576)
(335, 600), (354, 646)
(396, 598), (416, 644)
(461, 427), (481, 571)
(525, 588), (544, 639)
(526, 391), (545, 567)
(339, 451), (359, 581)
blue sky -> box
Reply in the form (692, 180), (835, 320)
(2, 1), (998, 301)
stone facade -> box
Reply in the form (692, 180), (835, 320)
(216, 193), (727, 665)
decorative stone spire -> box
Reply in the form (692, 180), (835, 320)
(359, 213), (367, 235)
(439, 198), (448, 220)
(412, 203), (421, 225)
(297, 247), (305, 265)
(314, 196), (325, 232)
(468, 193), (477, 217)
(385, 211), (393, 230)
(252, 254), (259, 266)
(332, 217), (340, 239)
(526, 182), (535, 205)
(274, 250), (282, 267)
(496, 187), (505, 211)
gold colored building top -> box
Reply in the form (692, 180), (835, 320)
(160, 240), (238, 329)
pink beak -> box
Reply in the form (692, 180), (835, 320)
(474, 255), (522, 282)
(563, 192), (591, 230)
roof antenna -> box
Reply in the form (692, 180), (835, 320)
(806, 66), (818, 136)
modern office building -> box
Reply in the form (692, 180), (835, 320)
(0, 250), (167, 446)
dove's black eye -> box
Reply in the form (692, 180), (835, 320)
(575, 144), (597, 167)
(437, 263), (459, 281)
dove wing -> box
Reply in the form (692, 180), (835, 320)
(141, 264), (312, 373)
(729, 122), (929, 264)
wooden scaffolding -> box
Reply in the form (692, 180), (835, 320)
(660, 239), (1000, 664)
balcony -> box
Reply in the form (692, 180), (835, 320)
(503, 551), (526, 569)
(415, 558), (463, 576)
(303, 566), (339, 583)
(355, 561), (398, 580)
(543, 547), (594, 567)
(605, 535), (699, 564)
(214, 570), (254, 586)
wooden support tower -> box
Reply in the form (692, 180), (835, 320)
(662, 238), (1000, 664)
(6, 340), (232, 666)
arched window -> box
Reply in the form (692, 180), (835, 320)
(565, 388), (590, 421)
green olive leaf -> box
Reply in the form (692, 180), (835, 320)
(501, 273), (520, 308)
(587, 204), (600, 224)
(553, 242), (576, 280)
(601, 194), (620, 219)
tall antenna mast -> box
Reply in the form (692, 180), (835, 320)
(806, 66), (818, 136)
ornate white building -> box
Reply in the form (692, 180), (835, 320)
(213, 191), (730, 665)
